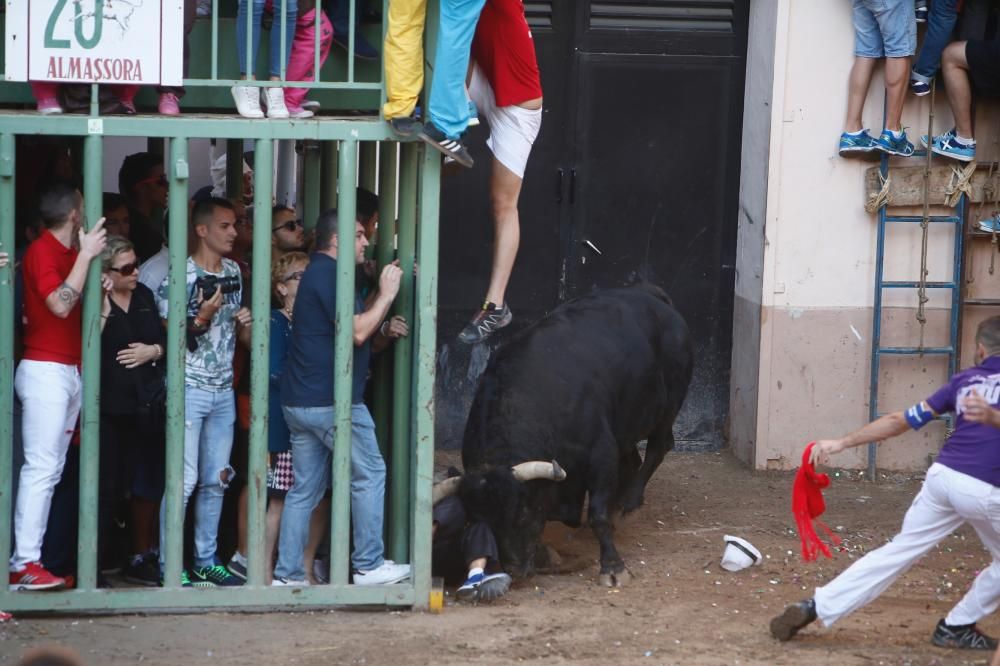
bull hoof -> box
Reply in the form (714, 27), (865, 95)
(598, 567), (632, 588)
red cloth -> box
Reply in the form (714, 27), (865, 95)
(472, 0), (543, 108)
(21, 230), (82, 365)
(792, 442), (841, 561)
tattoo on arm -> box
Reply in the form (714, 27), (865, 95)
(56, 282), (80, 310)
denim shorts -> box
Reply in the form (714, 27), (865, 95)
(853, 0), (916, 58)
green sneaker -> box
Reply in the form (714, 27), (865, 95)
(158, 569), (193, 588)
(191, 564), (245, 588)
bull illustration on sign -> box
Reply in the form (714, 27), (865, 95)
(434, 283), (694, 587)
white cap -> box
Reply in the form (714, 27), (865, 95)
(720, 535), (762, 572)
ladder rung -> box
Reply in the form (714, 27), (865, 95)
(964, 298), (1000, 306)
(885, 215), (962, 224)
(880, 281), (956, 289)
(877, 346), (954, 355)
(970, 230), (1000, 239)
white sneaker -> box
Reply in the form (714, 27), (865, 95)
(301, 100), (321, 111)
(231, 85), (263, 119)
(271, 576), (309, 587)
(263, 87), (289, 119)
(353, 562), (410, 586)
(289, 106), (314, 119)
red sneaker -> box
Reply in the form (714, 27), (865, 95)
(9, 562), (66, 591)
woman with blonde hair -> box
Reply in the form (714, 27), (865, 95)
(99, 235), (167, 586)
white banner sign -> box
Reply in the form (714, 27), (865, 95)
(5, 1), (184, 86)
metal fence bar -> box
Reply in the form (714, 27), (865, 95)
(314, 0), (322, 86)
(163, 137), (190, 589)
(411, 144), (441, 610)
(0, 133), (15, 578)
(211, 0), (220, 80)
(390, 142), (418, 563)
(320, 141), (339, 210)
(372, 143), (398, 459)
(245, 0), (254, 81)
(348, 0), (357, 83)
(247, 138), (274, 588)
(279, 0), (288, 83)
(331, 140), (359, 585)
(77, 134), (103, 591)
(303, 141), (321, 230)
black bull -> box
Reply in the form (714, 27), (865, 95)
(449, 284), (693, 587)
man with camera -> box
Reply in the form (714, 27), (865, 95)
(155, 197), (250, 588)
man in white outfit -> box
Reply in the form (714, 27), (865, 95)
(771, 315), (1000, 651)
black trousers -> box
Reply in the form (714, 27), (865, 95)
(431, 496), (500, 585)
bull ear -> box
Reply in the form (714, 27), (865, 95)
(511, 460), (567, 483)
(432, 476), (462, 505)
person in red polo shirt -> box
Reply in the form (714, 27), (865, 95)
(10, 182), (107, 591)
(458, 0), (543, 344)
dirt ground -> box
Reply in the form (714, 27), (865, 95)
(1, 451), (997, 666)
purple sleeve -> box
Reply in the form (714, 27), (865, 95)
(925, 381), (955, 416)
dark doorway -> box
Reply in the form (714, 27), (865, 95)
(436, 0), (749, 451)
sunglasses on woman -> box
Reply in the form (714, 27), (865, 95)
(109, 262), (139, 276)
(272, 219), (303, 233)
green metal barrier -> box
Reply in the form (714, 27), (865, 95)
(0, 0), (442, 611)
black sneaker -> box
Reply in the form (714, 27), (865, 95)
(226, 554), (248, 582)
(389, 116), (421, 139)
(124, 552), (161, 587)
(770, 598), (817, 641)
(458, 302), (512, 344)
(419, 122), (474, 168)
(190, 564), (245, 588)
(931, 619), (998, 649)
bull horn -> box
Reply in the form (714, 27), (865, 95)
(432, 476), (462, 505)
(511, 460), (567, 483)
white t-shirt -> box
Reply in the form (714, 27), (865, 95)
(139, 244), (169, 294)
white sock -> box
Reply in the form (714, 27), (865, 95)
(231, 551), (247, 567)
(845, 129), (865, 136)
(888, 129), (903, 139)
(467, 566), (484, 580)
(955, 134), (976, 146)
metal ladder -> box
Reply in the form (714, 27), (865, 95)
(868, 145), (968, 480)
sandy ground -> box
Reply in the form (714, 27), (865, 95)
(1, 451), (997, 666)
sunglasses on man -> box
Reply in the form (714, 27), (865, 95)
(109, 261), (139, 276)
(272, 219), (303, 233)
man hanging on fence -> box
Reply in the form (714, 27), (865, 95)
(771, 315), (1000, 651)
(9, 183), (107, 591)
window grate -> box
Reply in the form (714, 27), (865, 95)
(589, 0), (735, 32)
(525, 1), (554, 29)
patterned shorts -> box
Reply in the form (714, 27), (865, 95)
(267, 451), (294, 495)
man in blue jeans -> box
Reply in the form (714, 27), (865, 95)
(274, 209), (410, 586)
(155, 198), (252, 588)
(838, 0), (917, 158)
(418, 0), (487, 168)
(909, 0), (959, 97)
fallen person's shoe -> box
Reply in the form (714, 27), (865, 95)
(931, 619), (998, 650)
(770, 598), (816, 641)
(419, 122), (474, 168)
(456, 571), (512, 603)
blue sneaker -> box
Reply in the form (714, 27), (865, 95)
(911, 79), (931, 97)
(978, 215), (1000, 233)
(922, 129), (976, 162)
(875, 129), (915, 157)
(456, 571), (512, 603)
(838, 130), (878, 157)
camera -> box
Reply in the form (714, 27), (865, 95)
(195, 274), (241, 299)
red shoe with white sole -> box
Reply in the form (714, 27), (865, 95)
(9, 562), (66, 591)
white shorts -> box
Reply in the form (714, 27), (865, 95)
(468, 64), (542, 179)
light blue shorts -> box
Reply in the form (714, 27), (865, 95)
(853, 0), (916, 58)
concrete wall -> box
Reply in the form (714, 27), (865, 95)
(731, 0), (1000, 471)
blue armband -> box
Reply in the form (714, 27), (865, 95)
(905, 402), (934, 430)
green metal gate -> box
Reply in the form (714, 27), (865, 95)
(0, 0), (441, 613)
